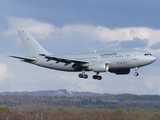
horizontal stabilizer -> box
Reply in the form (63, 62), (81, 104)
(9, 56), (37, 63)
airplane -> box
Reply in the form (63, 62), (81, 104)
(9, 30), (157, 80)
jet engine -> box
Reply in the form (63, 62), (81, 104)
(88, 63), (109, 72)
(109, 69), (130, 75)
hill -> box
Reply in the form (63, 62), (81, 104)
(0, 90), (160, 109)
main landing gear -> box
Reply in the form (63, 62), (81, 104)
(92, 72), (102, 80)
(134, 67), (139, 76)
(78, 71), (102, 80)
(78, 71), (88, 79)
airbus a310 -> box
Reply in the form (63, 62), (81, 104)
(10, 30), (156, 80)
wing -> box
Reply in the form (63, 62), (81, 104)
(9, 56), (37, 63)
(39, 54), (89, 65)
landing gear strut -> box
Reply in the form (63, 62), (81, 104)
(92, 72), (102, 80)
(78, 71), (88, 79)
(134, 67), (139, 76)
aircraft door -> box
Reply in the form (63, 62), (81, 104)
(97, 55), (101, 61)
(133, 52), (138, 60)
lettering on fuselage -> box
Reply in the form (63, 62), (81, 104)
(100, 53), (117, 57)
(100, 53), (117, 58)
(117, 61), (131, 65)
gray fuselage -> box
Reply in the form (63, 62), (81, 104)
(34, 50), (156, 72)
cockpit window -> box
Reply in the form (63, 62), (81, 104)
(144, 53), (152, 56)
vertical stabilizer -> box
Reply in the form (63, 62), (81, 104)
(17, 30), (50, 57)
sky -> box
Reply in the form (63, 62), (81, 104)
(0, 0), (160, 94)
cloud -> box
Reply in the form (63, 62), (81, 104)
(60, 74), (105, 93)
(0, 63), (14, 81)
(4, 17), (160, 50)
(4, 17), (55, 40)
(142, 75), (160, 93)
(57, 25), (160, 47)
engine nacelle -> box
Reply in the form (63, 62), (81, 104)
(109, 69), (130, 75)
(88, 63), (109, 72)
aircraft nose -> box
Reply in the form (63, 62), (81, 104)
(150, 56), (157, 63)
(153, 56), (157, 62)
(143, 56), (157, 65)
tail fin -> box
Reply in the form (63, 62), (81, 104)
(17, 30), (50, 57)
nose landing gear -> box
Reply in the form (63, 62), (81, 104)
(134, 67), (139, 76)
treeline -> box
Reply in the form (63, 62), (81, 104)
(0, 94), (160, 109)
(0, 107), (160, 120)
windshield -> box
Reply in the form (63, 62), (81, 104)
(144, 53), (152, 56)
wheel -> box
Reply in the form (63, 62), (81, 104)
(92, 75), (97, 79)
(78, 73), (83, 78)
(83, 74), (88, 79)
(97, 76), (102, 80)
(134, 72), (139, 76)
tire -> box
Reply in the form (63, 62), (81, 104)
(78, 74), (83, 78)
(134, 72), (139, 76)
(83, 74), (88, 79)
(97, 76), (102, 80)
